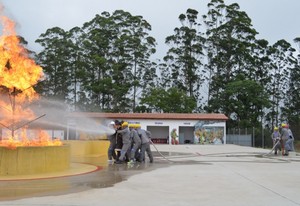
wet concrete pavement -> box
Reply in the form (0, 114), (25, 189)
(0, 144), (300, 206)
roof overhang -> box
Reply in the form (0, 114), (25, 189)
(68, 112), (228, 121)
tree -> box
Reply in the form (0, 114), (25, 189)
(79, 10), (156, 112)
(224, 75), (270, 127)
(110, 10), (157, 112)
(265, 40), (297, 126)
(35, 27), (73, 103)
(66, 26), (87, 111)
(282, 38), (300, 127)
(79, 12), (119, 111)
(140, 87), (197, 113)
(203, 0), (262, 126)
(162, 8), (205, 110)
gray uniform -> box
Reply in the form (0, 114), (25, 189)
(130, 129), (141, 160)
(137, 128), (153, 163)
(280, 128), (290, 154)
(117, 127), (132, 161)
(286, 129), (294, 151)
(271, 131), (281, 154)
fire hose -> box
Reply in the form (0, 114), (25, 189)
(263, 139), (281, 156)
(149, 139), (174, 163)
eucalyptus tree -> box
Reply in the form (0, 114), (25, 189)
(282, 38), (300, 126)
(80, 12), (118, 111)
(202, 0), (262, 126)
(109, 10), (157, 112)
(162, 8), (205, 110)
(35, 27), (74, 103)
(17, 35), (36, 58)
(223, 75), (270, 127)
(140, 87), (197, 113)
(79, 10), (156, 112)
(265, 40), (297, 125)
(67, 26), (87, 111)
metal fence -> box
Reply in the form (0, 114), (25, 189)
(226, 127), (272, 148)
(226, 134), (252, 146)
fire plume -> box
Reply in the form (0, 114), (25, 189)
(0, 14), (62, 149)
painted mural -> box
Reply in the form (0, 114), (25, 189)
(194, 121), (225, 144)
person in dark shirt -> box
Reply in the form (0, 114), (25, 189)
(115, 120), (123, 161)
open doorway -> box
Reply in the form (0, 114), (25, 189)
(147, 126), (169, 144)
(179, 126), (194, 144)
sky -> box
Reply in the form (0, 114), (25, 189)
(0, 0), (299, 59)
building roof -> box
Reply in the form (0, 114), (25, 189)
(68, 112), (228, 121)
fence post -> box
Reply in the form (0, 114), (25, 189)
(252, 127), (255, 147)
(262, 125), (264, 148)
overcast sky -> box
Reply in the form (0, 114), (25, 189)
(0, 0), (299, 58)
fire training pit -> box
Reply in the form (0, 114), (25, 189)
(0, 145), (70, 175)
(0, 14), (70, 175)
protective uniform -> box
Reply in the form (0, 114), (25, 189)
(285, 125), (295, 152)
(137, 126), (153, 163)
(115, 122), (132, 163)
(129, 124), (141, 163)
(271, 127), (281, 155)
(280, 123), (290, 156)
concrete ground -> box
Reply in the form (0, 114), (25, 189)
(0, 144), (300, 206)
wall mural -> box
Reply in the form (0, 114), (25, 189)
(194, 121), (224, 144)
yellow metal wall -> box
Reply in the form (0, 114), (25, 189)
(0, 145), (70, 176)
(0, 141), (109, 176)
(63, 140), (109, 157)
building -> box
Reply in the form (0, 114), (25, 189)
(67, 113), (228, 145)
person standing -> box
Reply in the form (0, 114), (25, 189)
(280, 123), (290, 156)
(115, 120), (123, 161)
(271, 127), (281, 155)
(128, 124), (141, 164)
(107, 121), (117, 163)
(137, 124), (153, 163)
(115, 122), (132, 164)
(285, 124), (295, 152)
(171, 128), (178, 145)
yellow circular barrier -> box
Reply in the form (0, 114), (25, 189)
(0, 145), (70, 176)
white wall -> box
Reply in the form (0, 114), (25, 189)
(106, 118), (226, 145)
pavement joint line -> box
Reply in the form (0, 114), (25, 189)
(222, 165), (300, 206)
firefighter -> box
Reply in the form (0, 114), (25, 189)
(280, 123), (290, 156)
(128, 124), (141, 164)
(115, 120), (123, 161)
(115, 121), (132, 164)
(136, 124), (153, 163)
(285, 124), (295, 152)
(271, 126), (281, 155)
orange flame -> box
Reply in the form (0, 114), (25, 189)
(0, 14), (62, 148)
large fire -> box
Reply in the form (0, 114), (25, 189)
(0, 14), (62, 149)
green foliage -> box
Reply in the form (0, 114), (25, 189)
(36, 10), (156, 112)
(162, 8), (205, 110)
(223, 75), (270, 127)
(35, 27), (73, 103)
(32, 0), (300, 132)
(140, 87), (197, 113)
